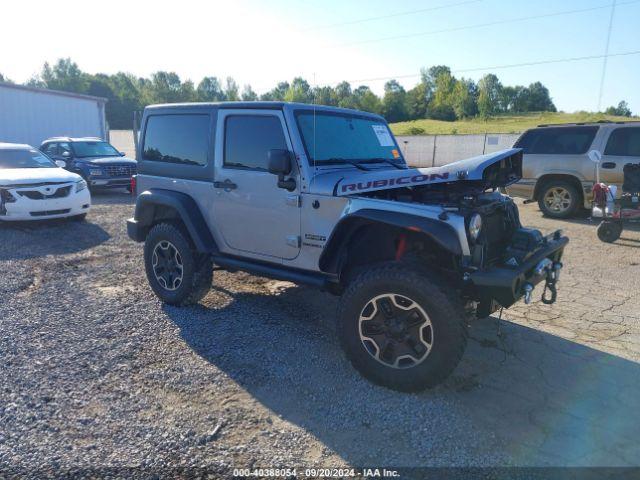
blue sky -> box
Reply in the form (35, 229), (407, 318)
(2, 0), (638, 113)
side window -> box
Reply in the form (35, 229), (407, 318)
(224, 115), (287, 170)
(142, 114), (210, 166)
(515, 127), (598, 155)
(42, 143), (58, 156)
(58, 142), (71, 156)
(604, 128), (640, 157)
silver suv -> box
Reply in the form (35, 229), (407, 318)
(507, 121), (640, 218)
(127, 102), (568, 392)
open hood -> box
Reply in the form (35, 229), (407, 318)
(321, 148), (522, 196)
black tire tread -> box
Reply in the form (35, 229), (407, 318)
(144, 222), (212, 306)
(337, 262), (468, 392)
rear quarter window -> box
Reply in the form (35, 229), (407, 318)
(142, 114), (210, 166)
(604, 127), (640, 156)
(515, 126), (598, 155)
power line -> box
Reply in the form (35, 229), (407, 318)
(327, 0), (640, 48)
(597, 0), (617, 111)
(302, 0), (483, 31)
(335, 49), (640, 85)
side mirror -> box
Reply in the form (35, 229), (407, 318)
(61, 151), (71, 158)
(120, 151), (126, 156)
(55, 160), (67, 168)
(268, 149), (296, 191)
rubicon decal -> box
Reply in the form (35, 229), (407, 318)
(341, 172), (450, 193)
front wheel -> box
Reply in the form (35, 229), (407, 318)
(337, 263), (468, 392)
(144, 223), (213, 305)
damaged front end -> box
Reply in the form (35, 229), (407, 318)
(334, 149), (569, 316)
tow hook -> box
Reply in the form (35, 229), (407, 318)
(522, 260), (563, 305)
(542, 262), (563, 305)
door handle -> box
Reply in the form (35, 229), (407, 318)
(601, 162), (617, 169)
(213, 179), (237, 190)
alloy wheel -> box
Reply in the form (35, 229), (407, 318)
(152, 240), (184, 291)
(543, 187), (572, 213)
(358, 293), (433, 369)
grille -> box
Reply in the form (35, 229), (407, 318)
(103, 165), (136, 177)
(30, 209), (71, 217)
(479, 203), (519, 265)
(18, 186), (71, 200)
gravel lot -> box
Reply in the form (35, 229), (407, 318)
(1, 192), (639, 475)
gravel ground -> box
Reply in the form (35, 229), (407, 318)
(1, 191), (639, 476)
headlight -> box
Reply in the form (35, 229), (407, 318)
(468, 213), (482, 242)
(89, 168), (103, 176)
(75, 179), (88, 193)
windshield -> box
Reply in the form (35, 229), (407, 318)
(0, 149), (57, 169)
(72, 141), (120, 158)
(295, 111), (404, 165)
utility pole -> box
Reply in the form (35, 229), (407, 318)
(597, 0), (617, 112)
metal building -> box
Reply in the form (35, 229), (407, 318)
(0, 82), (107, 147)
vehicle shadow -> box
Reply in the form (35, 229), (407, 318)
(165, 283), (640, 467)
(0, 217), (110, 261)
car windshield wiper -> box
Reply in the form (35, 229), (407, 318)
(361, 158), (408, 170)
(315, 158), (372, 171)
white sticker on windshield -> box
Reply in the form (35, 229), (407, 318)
(371, 125), (394, 147)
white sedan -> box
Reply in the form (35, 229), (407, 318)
(0, 143), (91, 221)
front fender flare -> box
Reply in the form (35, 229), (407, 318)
(319, 209), (463, 274)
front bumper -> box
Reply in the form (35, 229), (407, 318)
(88, 177), (132, 188)
(469, 230), (568, 311)
(0, 186), (91, 221)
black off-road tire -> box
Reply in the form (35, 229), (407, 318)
(144, 222), (213, 305)
(337, 262), (468, 392)
(537, 180), (581, 219)
(597, 221), (623, 243)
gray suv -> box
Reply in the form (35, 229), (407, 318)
(127, 102), (568, 392)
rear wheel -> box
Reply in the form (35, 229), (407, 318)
(144, 223), (212, 305)
(538, 180), (581, 219)
(337, 263), (468, 392)
(597, 221), (623, 243)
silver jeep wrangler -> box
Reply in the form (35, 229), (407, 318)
(127, 102), (568, 392)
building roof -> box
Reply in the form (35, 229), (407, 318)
(0, 81), (107, 103)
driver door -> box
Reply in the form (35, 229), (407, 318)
(211, 109), (301, 260)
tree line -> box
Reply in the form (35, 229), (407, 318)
(0, 59), (633, 129)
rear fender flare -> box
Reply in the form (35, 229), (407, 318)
(134, 189), (217, 253)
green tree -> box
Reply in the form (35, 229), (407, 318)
(224, 77), (240, 101)
(284, 77), (312, 103)
(524, 81), (556, 112)
(405, 83), (428, 120)
(353, 86), (382, 114)
(477, 74), (503, 118)
(382, 80), (408, 123)
(261, 81), (290, 101)
(605, 100), (632, 117)
(311, 85), (337, 106)
(452, 78), (477, 118)
(241, 84), (258, 101)
(40, 58), (89, 93)
(197, 77), (225, 101)
(0, 72), (11, 83)
(333, 81), (356, 108)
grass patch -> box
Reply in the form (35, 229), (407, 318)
(389, 111), (638, 136)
